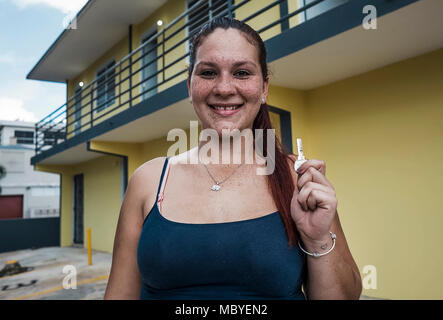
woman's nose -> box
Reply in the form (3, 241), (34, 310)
(212, 73), (236, 97)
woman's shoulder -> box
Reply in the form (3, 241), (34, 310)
(131, 149), (194, 182)
(129, 157), (168, 192)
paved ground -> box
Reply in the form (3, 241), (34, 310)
(0, 246), (382, 300)
(0, 246), (111, 300)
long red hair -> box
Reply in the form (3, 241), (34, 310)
(253, 103), (299, 246)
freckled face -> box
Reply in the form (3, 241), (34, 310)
(188, 28), (269, 135)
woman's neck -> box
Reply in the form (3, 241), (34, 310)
(195, 129), (262, 166)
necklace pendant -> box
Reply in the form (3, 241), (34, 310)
(211, 183), (221, 191)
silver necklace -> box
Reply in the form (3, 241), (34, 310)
(200, 157), (244, 191)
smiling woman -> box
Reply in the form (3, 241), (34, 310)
(104, 17), (362, 300)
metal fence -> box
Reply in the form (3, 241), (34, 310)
(34, 0), (338, 155)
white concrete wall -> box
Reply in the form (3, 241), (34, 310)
(0, 120), (35, 146)
(0, 146), (60, 219)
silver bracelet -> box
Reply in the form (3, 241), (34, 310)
(298, 232), (336, 258)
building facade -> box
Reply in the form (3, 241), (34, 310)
(0, 120), (60, 219)
(27, 0), (443, 299)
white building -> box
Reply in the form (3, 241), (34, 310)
(0, 120), (60, 219)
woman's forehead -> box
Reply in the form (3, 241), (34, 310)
(195, 28), (259, 64)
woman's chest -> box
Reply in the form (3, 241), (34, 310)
(159, 164), (277, 224)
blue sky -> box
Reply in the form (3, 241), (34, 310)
(0, 0), (87, 122)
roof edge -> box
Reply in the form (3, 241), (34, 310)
(26, 0), (95, 83)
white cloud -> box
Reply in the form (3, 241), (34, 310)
(0, 97), (39, 122)
(0, 53), (15, 64)
(11, 0), (88, 14)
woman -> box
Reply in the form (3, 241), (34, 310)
(104, 17), (362, 300)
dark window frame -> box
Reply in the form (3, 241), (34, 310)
(14, 130), (34, 145)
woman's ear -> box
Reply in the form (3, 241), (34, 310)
(187, 77), (192, 104)
(262, 76), (269, 103)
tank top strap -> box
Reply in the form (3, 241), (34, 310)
(156, 157), (171, 207)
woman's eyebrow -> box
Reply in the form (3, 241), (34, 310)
(195, 61), (218, 68)
(196, 60), (257, 68)
(232, 60), (257, 68)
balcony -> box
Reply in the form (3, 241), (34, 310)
(33, 0), (350, 156)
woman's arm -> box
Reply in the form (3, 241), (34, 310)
(104, 158), (164, 299)
(302, 212), (362, 299)
(288, 156), (362, 299)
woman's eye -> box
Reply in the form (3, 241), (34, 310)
(200, 70), (216, 77)
(235, 70), (250, 77)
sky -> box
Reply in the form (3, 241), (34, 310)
(0, 0), (88, 122)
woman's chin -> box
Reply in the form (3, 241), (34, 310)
(217, 125), (244, 137)
(202, 120), (251, 138)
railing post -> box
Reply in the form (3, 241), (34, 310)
(64, 104), (68, 141)
(90, 87), (93, 129)
(129, 25), (133, 108)
(34, 122), (38, 154)
(280, 0), (289, 32)
(162, 31), (165, 86)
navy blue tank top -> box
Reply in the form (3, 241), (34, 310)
(137, 157), (306, 300)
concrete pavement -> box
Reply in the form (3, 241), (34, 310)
(0, 246), (111, 300)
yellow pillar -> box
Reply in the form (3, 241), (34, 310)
(87, 228), (92, 265)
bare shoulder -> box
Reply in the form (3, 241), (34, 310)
(130, 157), (167, 193)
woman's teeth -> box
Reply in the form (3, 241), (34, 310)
(210, 104), (243, 110)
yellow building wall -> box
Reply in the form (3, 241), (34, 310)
(77, 155), (122, 253)
(234, 0), (281, 41)
(35, 164), (74, 247)
(264, 49), (443, 299)
(36, 156), (122, 253)
(267, 84), (310, 155)
(303, 48), (443, 299)
(287, 0), (304, 28)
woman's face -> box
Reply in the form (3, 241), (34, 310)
(188, 28), (269, 136)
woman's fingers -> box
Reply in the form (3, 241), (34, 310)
(297, 166), (335, 192)
(297, 182), (334, 211)
(297, 159), (326, 176)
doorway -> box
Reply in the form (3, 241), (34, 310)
(0, 195), (23, 219)
(73, 174), (84, 245)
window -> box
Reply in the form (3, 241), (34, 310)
(187, 0), (233, 37)
(95, 60), (116, 112)
(298, 0), (348, 22)
(14, 130), (34, 145)
(141, 30), (158, 101)
(73, 86), (82, 135)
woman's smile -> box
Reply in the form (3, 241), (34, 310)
(208, 102), (245, 116)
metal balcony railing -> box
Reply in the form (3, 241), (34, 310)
(35, 0), (340, 155)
